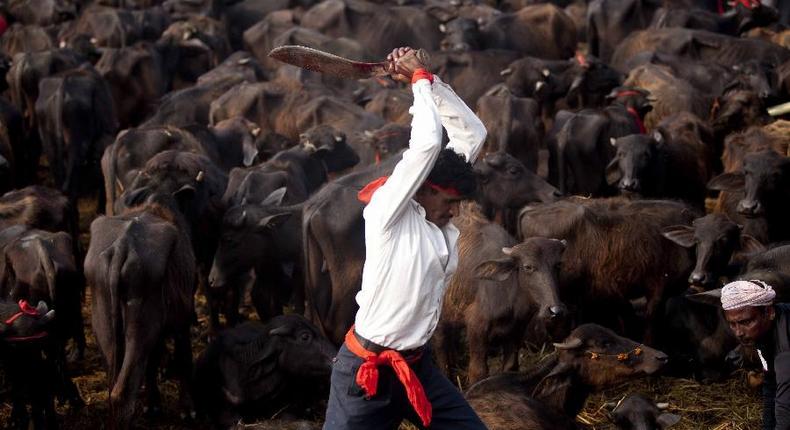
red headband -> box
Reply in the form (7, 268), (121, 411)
(357, 176), (461, 204)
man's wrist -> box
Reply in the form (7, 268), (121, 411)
(411, 68), (433, 84)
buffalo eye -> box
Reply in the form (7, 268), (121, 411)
(299, 332), (312, 343)
(519, 265), (536, 274)
(508, 167), (520, 176)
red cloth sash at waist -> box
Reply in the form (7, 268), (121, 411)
(344, 326), (432, 426)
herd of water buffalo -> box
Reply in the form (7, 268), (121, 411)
(0, 0), (790, 428)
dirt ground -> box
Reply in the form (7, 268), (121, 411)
(0, 198), (763, 430)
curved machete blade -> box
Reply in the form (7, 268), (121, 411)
(268, 45), (389, 80)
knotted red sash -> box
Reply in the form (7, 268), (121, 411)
(344, 326), (432, 427)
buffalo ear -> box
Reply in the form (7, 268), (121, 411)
(605, 158), (622, 186)
(242, 140), (259, 167)
(707, 172), (745, 191)
(740, 234), (765, 254)
(261, 187), (287, 207)
(474, 256), (516, 282)
(256, 213), (291, 231)
(122, 186), (150, 208)
(657, 412), (682, 428)
(662, 225), (696, 248)
(173, 184), (196, 214)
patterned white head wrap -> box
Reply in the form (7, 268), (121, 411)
(720, 280), (776, 311)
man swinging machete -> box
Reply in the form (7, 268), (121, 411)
(312, 46), (488, 429)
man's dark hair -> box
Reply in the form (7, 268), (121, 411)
(426, 148), (477, 197)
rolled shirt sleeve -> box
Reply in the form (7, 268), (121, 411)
(364, 78), (443, 231)
(431, 76), (487, 164)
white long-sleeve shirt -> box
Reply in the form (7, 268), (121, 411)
(354, 76), (487, 351)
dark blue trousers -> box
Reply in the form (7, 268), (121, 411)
(323, 344), (487, 430)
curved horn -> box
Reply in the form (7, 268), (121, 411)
(553, 337), (583, 350)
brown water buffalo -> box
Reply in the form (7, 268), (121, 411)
(35, 65), (118, 208)
(662, 213), (765, 290)
(476, 85), (542, 173)
(193, 316), (335, 429)
(551, 87), (652, 196)
(587, 0), (661, 63)
(439, 4), (576, 59)
(465, 324), (668, 430)
(435, 203), (567, 384)
(623, 64), (712, 131)
(0, 23), (53, 56)
(224, 0), (316, 49)
(519, 197), (698, 344)
(300, 0), (442, 58)
(0, 186), (79, 241)
(607, 393), (681, 429)
(304, 151), (561, 345)
(6, 0), (76, 26)
(85, 203), (195, 429)
(606, 131), (709, 209)
(95, 42), (167, 128)
(60, 5), (144, 48)
(708, 150), (790, 243)
(610, 28), (790, 72)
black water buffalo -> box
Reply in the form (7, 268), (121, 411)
(142, 74), (249, 127)
(608, 393), (681, 430)
(304, 151), (561, 345)
(117, 150), (228, 332)
(430, 49), (521, 107)
(85, 203), (196, 429)
(435, 203), (567, 383)
(475, 85), (542, 173)
(519, 197), (698, 344)
(551, 88), (652, 196)
(0, 299), (57, 430)
(650, 3), (777, 35)
(662, 213), (765, 290)
(465, 324), (668, 430)
(300, 0), (442, 58)
(587, 0), (661, 63)
(193, 315), (335, 429)
(502, 54), (623, 115)
(35, 65), (118, 207)
(606, 131), (709, 209)
(7, 48), (84, 184)
(210, 125), (359, 322)
(95, 42), (167, 128)
(708, 150), (790, 243)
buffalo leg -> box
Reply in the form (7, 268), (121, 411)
(432, 324), (453, 376)
(501, 339), (519, 373)
(173, 326), (195, 420)
(144, 339), (165, 417)
(466, 322), (489, 384)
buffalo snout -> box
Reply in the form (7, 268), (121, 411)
(620, 177), (641, 192)
(688, 271), (709, 287)
(737, 198), (763, 217)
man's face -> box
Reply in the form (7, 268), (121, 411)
(724, 306), (775, 346)
(415, 186), (463, 228)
